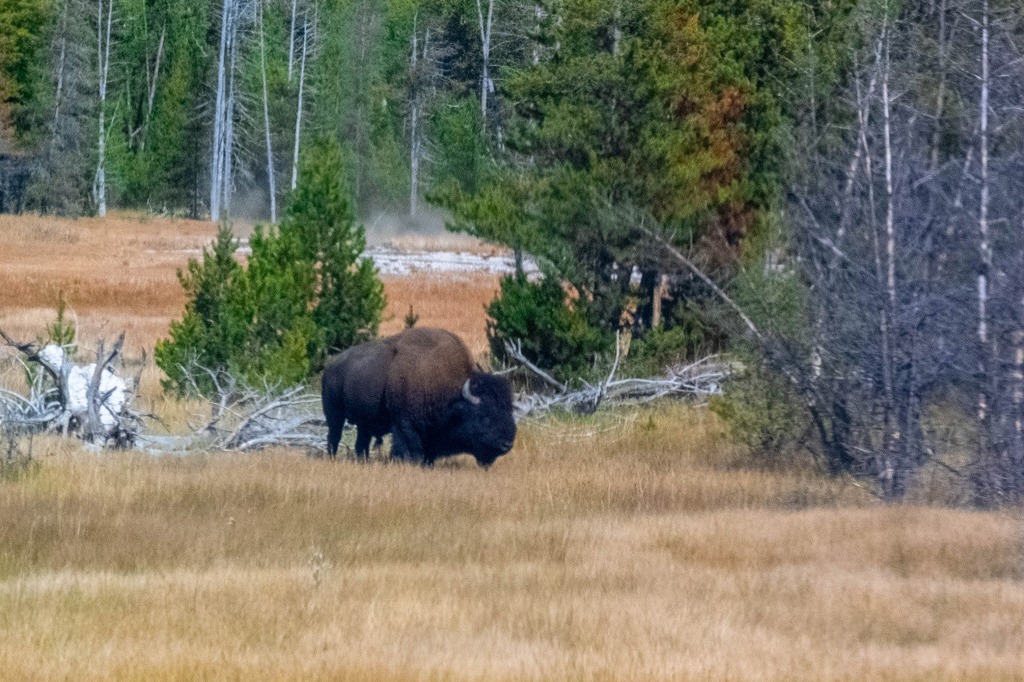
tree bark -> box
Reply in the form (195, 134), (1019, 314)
(475, 0), (494, 123)
(260, 0), (277, 222)
(291, 13), (308, 191)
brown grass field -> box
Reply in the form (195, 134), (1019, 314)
(1, 214), (1024, 680)
(0, 213), (498, 357)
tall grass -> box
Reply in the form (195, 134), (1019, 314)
(0, 214), (498, 357)
(0, 406), (1021, 680)
(2, 214), (1023, 680)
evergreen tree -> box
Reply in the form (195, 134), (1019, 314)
(155, 136), (385, 394)
(279, 136), (386, 359)
(441, 0), (826, 374)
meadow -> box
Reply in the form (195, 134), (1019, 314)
(0, 214), (1023, 680)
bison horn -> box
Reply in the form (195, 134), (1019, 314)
(462, 379), (481, 405)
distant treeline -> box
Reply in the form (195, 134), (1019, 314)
(0, 0), (849, 225)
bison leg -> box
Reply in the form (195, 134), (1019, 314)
(326, 422), (343, 458)
(354, 427), (372, 461)
(390, 419), (425, 464)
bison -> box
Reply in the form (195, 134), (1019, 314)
(322, 327), (517, 467)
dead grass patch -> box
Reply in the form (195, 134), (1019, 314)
(1, 214), (495, 358)
(0, 407), (1021, 680)
(2, 216), (1023, 680)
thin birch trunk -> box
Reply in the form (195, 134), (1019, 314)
(223, 3), (239, 218)
(210, 0), (231, 222)
(291, 13), (308, 191)
(977, 0), (992, 470)
(880, 24), (900, 496)
(409, 18), (419, 217)
(475, 0), (494, 123)
(288, 0), (298, 81)
(95, 0), (113, 217)
(259, 0), (277, 222)
(974, 0), (991, 432)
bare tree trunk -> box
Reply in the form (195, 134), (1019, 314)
(880, 25), (901, 497)
(475, 0), (494, 123)
(291, 13), (308, 191)
(288, 0), (298, 81)
(533, 4), (542, 64)
(94, 0), (113, 217)
(223, 3), (240, 219)
(50, 2), (68, 152)
(146, 26), (165, 121)
(409, 19), (420, 217)
(210, 0), (232, 222)
(612, 0), (622, 57)
(929, 0), (951, 172)
(260, 0), (277, 222)
(977, 0), (992, 452)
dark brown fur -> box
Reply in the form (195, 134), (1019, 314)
(322, 327), (516, 466)
(382, 327), (474, 428)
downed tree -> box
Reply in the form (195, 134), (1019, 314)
(0, 329), (144, 447)
(174, 364), (325, 452)
(504, 338), (729, 419)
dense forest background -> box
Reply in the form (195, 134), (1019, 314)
(3, 0), (1024, 502)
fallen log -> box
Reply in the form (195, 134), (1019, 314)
(0, 329), (144, 447)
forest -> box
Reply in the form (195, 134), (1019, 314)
(4, 2), (1024, 678)
(2, 0), (1024, 502)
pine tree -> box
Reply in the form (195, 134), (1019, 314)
(155, 137), (385, 394)
(280, 136), (385, 360)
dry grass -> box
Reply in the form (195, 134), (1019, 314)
(381, 273), (499, 357)
(2, 214), (1023, 680)
(0, 213), (496, 360)
(0, 406), (1022, 680)
(383, 231), (505, 256)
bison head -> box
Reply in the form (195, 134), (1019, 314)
(449, 372), (517, 468)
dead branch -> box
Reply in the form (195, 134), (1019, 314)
(510, 353), (728, 420)
(503, 339), (568, 392)
(169, 363), (325, 453)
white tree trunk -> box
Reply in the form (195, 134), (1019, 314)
(880, 24), (900, 490)
(977, 0), (991, 427)
(288, 0), (298, 81)
(291, 14), (308, 191)
(210, 0), (232, 222)
(475, 0), (494, 123)
(147, 26), (165, 119)
(223, 2), (240, 219)
(409, 21), (419, 217)
(882, 34), (896, 315)
(94, 0), (113, 217)
(260, 0), (277, 222)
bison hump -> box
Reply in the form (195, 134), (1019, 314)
(384, 328), (474, 423)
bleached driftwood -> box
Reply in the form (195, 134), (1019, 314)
(179, 366), (325, 452)
(504, 339), (728, 420)
(0, 329), (144, 447)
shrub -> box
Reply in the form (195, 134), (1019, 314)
(710, 357), (810, 457)
(156, 138), (385, 395)
(625, 326), (691, 377)
(487, 273), (610, 382)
